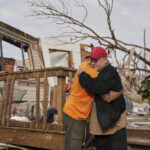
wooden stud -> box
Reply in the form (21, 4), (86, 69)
(21, 42), (26, 70)
(51, 85), (57, 109)
(56, 76), (66, 124)
(35, 73), (40, 129)
(7, 75), (15, 126)
(2, 75), (11, 126)
(29, 45), (35, 69)
(27, 47), (33, 70)
(43, 71), (48, 130)
(0, 35), (4, 71)
(0, 80), (7, 125)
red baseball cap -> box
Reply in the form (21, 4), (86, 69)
(86, 47), (107, 59)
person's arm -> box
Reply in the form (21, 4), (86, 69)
(79, 71), (109, 95)
(101, 89), (123, 103)
(79, 65), (123, 96)
(64, 80), (72, 92)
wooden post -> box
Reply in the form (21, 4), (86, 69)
(1, 75), (11, 126)
(43, 71), (48, 130)
(0, 35), (4, 71)
(36, 73), (40, 129)
(21, 42), (26, 70)
(0, 81), (6, 125)
(29, 45), (35, 69)
(51, 85), (57, 109)
(7, 75), (15, 126)
(56, 76), (66, 124)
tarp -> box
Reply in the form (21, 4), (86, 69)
(50, 51), (69, 86)
(50, 51), (69, 67)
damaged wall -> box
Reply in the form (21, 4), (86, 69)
(0, 21), (47, 118)
(0, 21), (44, 70)
(40, 38), (82, 69)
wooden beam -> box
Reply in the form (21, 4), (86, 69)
(0, 67), (76, 80)
(0, 127), (65, 150)
(127, 127), (150, 139)
(0, 21), (38, 44)
(127, 137), (150, 147)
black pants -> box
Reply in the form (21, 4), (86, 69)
(94, 128), (127, 150)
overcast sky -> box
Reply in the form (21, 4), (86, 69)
(0, 0), (150, 60)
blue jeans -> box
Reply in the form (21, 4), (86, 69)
(63, 113), (86, 150)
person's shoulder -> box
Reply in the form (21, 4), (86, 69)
(100, 64), (117, 78)
(106, 64), (120, 79)
(102, 64), (114, 72)
(78, 61), (89, 69)
(105, 64), (117, 72)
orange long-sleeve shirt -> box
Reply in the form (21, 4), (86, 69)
(63, 61), (99, 120)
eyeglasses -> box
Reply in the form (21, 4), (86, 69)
(90, 58), (99, 63)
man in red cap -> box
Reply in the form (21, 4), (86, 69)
(63, 46), (125, 150)
(78, 47), (127, 150)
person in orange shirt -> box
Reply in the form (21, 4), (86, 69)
(63, 53), (122, 150)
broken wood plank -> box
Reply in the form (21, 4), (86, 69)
(0, 143), (32, 150)
(127, 127), (150, 139)
(127, 137), (150, 146)
(0, 127), (65, 150)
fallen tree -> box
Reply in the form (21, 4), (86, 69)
(27, 0), (149, 102)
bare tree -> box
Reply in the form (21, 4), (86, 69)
(27, 0), (150, 78)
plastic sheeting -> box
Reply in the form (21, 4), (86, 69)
(50, 51), (69, 67)
(49, 51), (69, 86)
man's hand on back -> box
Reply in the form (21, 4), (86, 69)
(64, 80), (72, 92)
(101, 89), (123, 103)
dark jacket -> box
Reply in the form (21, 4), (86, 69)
(40, 108), (58, 123)
(79, 64), (126, 131)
